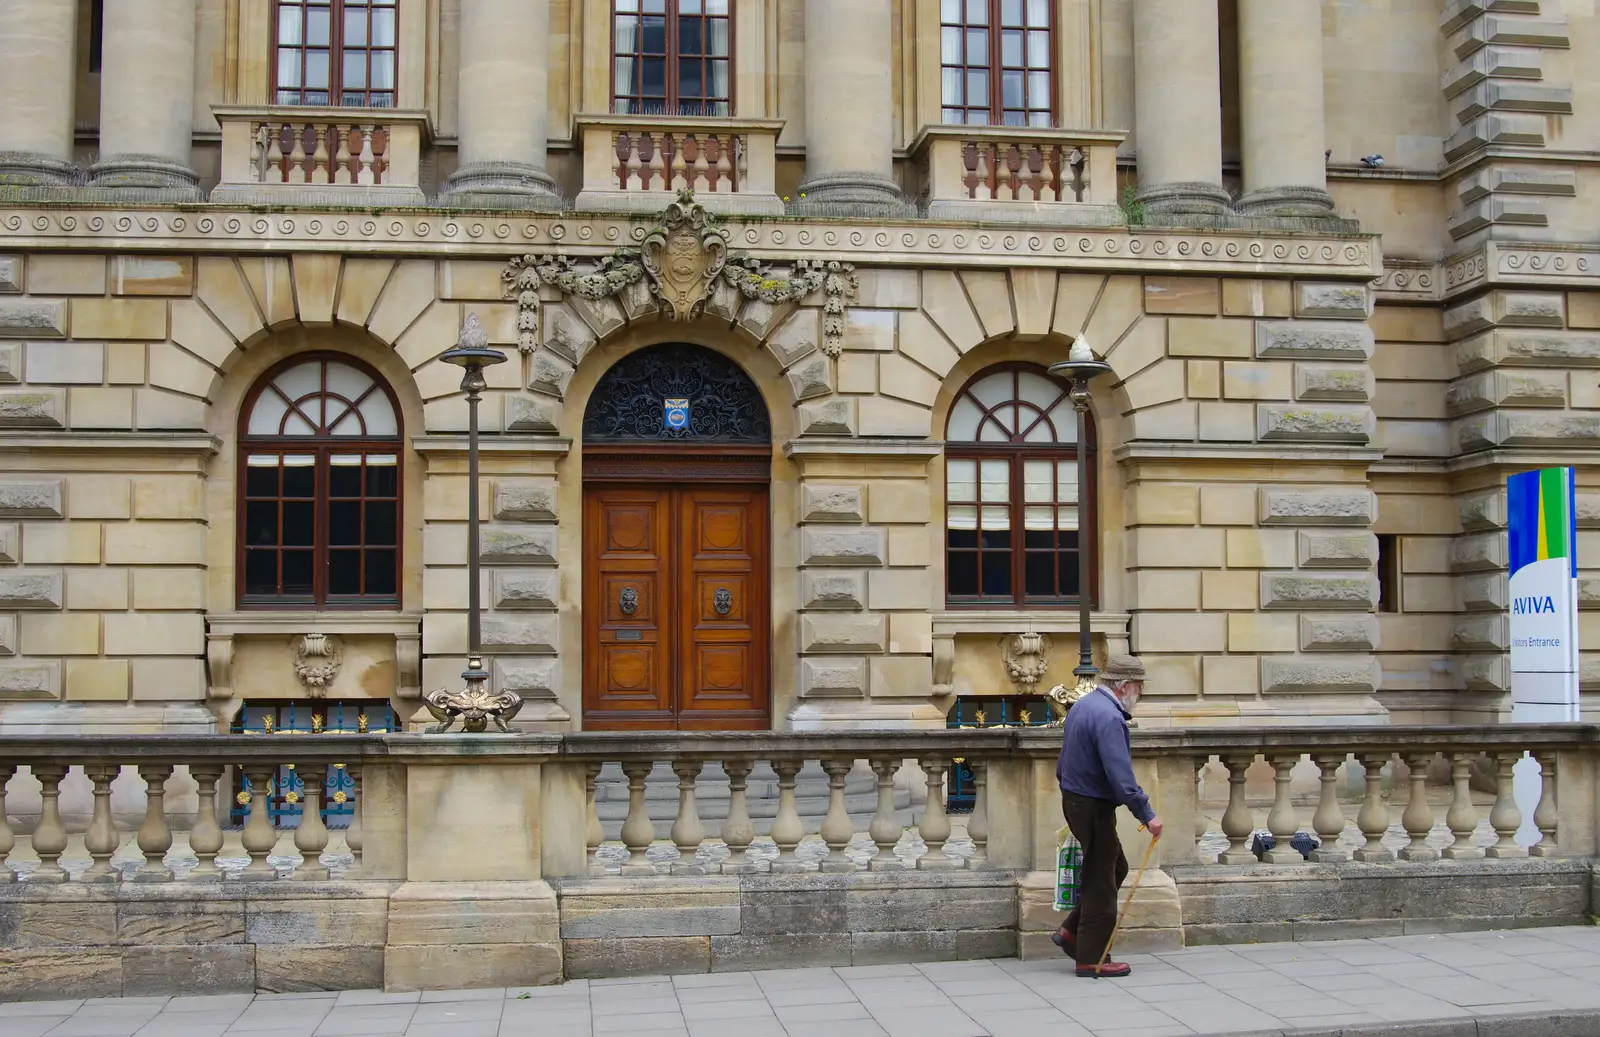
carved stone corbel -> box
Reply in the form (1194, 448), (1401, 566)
(205, 633), (233, 700)
(1001, 631), (1050, 693)
(292, 633), (342, 697)
(932, 634), (956, 696)
(396, 632), (422, 699)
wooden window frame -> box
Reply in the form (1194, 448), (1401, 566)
(237, 354), (404, 611)
(270, 0), (399, 109)
(944, 364), (1097, 609)
(939, 0), (1057, 127)
(610, 0), (736, 117)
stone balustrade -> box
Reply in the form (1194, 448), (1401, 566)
(572, 114), (786, 216)
(910, 125), (1126, 225)
(211, 106), (430, 207)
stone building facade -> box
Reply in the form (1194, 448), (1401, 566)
(0, 0), (1593, 735)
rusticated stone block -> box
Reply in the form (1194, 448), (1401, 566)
(0, 343), (18, 384)
(1258, 488), (1376, 526)
(1452, 532), (1507, 571)
(1257, 404), (1374, 443)
(1458, 330), (1600, 373)
(1502, 413), (1600, 446)
(480, 525), (557, 565)
(1454, 615), (1509, 651)
(1459, 490), (1505, 531)
(492, 657), (559, 699)
(504, 394), (558, 432)
(1261, 571), (1379, 610)
(800, 657), (867, 698)
(0, 659), (59, 699)
(564, 937), (710, 979)
(481, 615), (558, 653)
(542, 304), (597, 364)
(1294, 364), (1373, 402)
(0, 300), (66, 338)
(526, 350), (574, 398)
(801, 528), (886, 567)
(493, 479), (557, 522)
(1461, 573), (1508, 611)
(737, 298), (794, 342)
(1261, 656), (1381, 694)
(561, 889), (741, 940)
(1581, 579), (1600, 608)
(1295, 283), (1372, 319)
(0, 570), (63, 608)
(797, 398), (855, 436)
(1300, 614), (1379, 651)
(255, 946), (385, 994)
(800, 614), (887, 654)
(0, 257), (20, 294)
(0, 390), (64, 428)
(0, 615), (14, 656)
(787, 355), (832, 401)
(1464, 654), (1510, 692)
(1447, 370), (1566, 414)
(767, 310), (819, 367)
(1296, 532), (1378, 569)
(0, 523), (15, 563)
(0, 480), (62, 519)
(801, 571), (866, 610)
(118, 899), (244, 945)
(801, 485), (865, 523)
(1256, 321), (1374, 360)
(492, 570), (558, 610)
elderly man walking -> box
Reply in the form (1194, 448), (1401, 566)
(1051, 654), (1162, 978)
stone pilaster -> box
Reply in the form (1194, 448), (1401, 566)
(1235, 0), (1335, 216)
(793, 0), (911, 216)
(1132, 0), (1229, 215)
(91, 0), (202, 199)
(0, 0), (77, 188)
(440, 0), (564, 210)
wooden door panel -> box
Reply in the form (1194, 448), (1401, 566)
(583, 488), (672, 727)
(677, 488), (767, 727)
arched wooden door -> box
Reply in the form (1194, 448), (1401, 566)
(580, 344), (771, 731)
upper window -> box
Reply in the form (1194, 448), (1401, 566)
(273, 0), (398, 108)
(239, 357), (402, 610)
(612, 0), (732, 117)
(940, 0), (1054, 126)
(945, 365), (1094, 607)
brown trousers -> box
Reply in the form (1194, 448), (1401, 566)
(1059, 791), (1129, 966)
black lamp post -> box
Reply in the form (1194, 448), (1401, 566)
(423, 313), (522, 733)
(1047, 338), (1112, 718)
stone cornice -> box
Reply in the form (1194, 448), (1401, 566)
(0, 204), (1382, 278)
(0, 432), (220, 454)
(1112, 442), (1385, 465)
(784, 438), (945, 461)
(410, 434), (572, 456)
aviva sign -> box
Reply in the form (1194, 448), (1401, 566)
(1508, 468), (1580, 722)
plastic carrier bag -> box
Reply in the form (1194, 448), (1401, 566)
(1054, 826), (1082, 912)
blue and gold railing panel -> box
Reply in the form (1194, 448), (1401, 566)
(229, 700), (394, 829)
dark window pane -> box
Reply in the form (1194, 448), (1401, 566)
(1003, 70), (1024, 107)
(680, 58), (703, 97)
(981, 555), (1011, 597)
(980, 529), (1011, 550)
(642, 15), (667, 52)
(328, 550), (361, 596)
(365, 550), (397, 595)
(246, 464), (278, 497)
(366, 501), (398, 546)
(680, 17), (703, 55)
(329, 501), (361, 546)
(947, 528), (978, 550)
(366, 462), (397, 497)
(244, 550), (278, 595)
(948, 553), (979, 596)
(282, 550), (314, 595)
(1058, 552), (1080, 598)
(329, 464), (361, 497)
(245, 502), (279, 546)
(283, 502), (315, 546)
(283, 464), (315, 498)
(1025, 552), (1055, 597)
(642, 57), (667, 97)
(1024, 530), (1054, 550)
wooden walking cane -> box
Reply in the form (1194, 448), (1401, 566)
(1092, 825), (1160, 977)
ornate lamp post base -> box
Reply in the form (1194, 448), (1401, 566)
(423, 656), (525, 733)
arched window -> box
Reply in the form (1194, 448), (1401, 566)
(239, 356), (402, 609)
(945, 364), (1094, 606)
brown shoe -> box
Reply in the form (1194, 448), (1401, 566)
(1076, 961), (1132, 978)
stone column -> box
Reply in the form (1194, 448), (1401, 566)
(1132, 0), (1229, 214)
(1236, 0), (1334, 215)
(0, 0), (77, 186)
(91, 0), (202, 198)
(441, 0), (563, 209)
(795, 0), (908, 215)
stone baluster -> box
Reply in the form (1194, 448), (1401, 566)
(690, 138), (710, 193)
(647, 136), (666, 191)
(82, 765), (120, 882)
(1131, 0), (1228, 214)
(240, 764), (280, 878)
(310, 126), (330, 184)
(1443, 752), (1482, 860)
(1352, 754), (1394, 863)
(343, 764), (365, 878)
(91, 0), (202, 199)
(0, 0), (78, 186)
(670, 137), (689, 191)
(770, 759), (806, 873)
(265, 127), (285, 183)
(287, 128), (309, 183)
(623, 135), (644, 190)
(1217, 755), (1257, 865)
(584, 763), (604, 874)
(1486, 752), (1527, 859)
(29, 765), (70, 882)
(188, 765), (225, 879)
(715, 139), (733, 191)
(819, 759), (856, 872)
(916, 759), (957, 870)
(1194, 757), (1212, 863)
(293, 765), (330, 880)
(1531, 752), (1560, 858)
(670, 759), (706, 874)
(0, 766), (13, 882)
(333, 127), (354, 185)
(869, 757), (903, 870)
(357, 128), (378, 185)
(1261, 755), (1303, 864)
(720, 758), (757, 874)
(1399, 753), (1438, 862)
(966, 760), (989, 870)
(619, 762), (656, 875)
(1308, 754), (1349, 863)
(974, 146), (993, 200)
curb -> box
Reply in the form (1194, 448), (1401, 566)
(1228, 1010), (1600, 1037)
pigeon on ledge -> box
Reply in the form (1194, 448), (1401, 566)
(1360, 155), (1385, 168)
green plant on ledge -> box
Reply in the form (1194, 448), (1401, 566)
(1119, 185), (1146, 227)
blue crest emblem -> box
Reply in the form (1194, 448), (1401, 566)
(664, 398), (690, 430)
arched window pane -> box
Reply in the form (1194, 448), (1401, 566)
(356, 391), (397, 436)
(1017, 371), (1060, 412)
(948, 397), (984, 442)
(274, 361), (321, 407)
(248, 392), (289, 436)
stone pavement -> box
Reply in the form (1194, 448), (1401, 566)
(8, 927), (1600, 1037)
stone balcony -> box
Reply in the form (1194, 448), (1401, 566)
(910, 125), (1126, 227)
(211, 105), (432, 207)
(571, 113), (786, 216)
